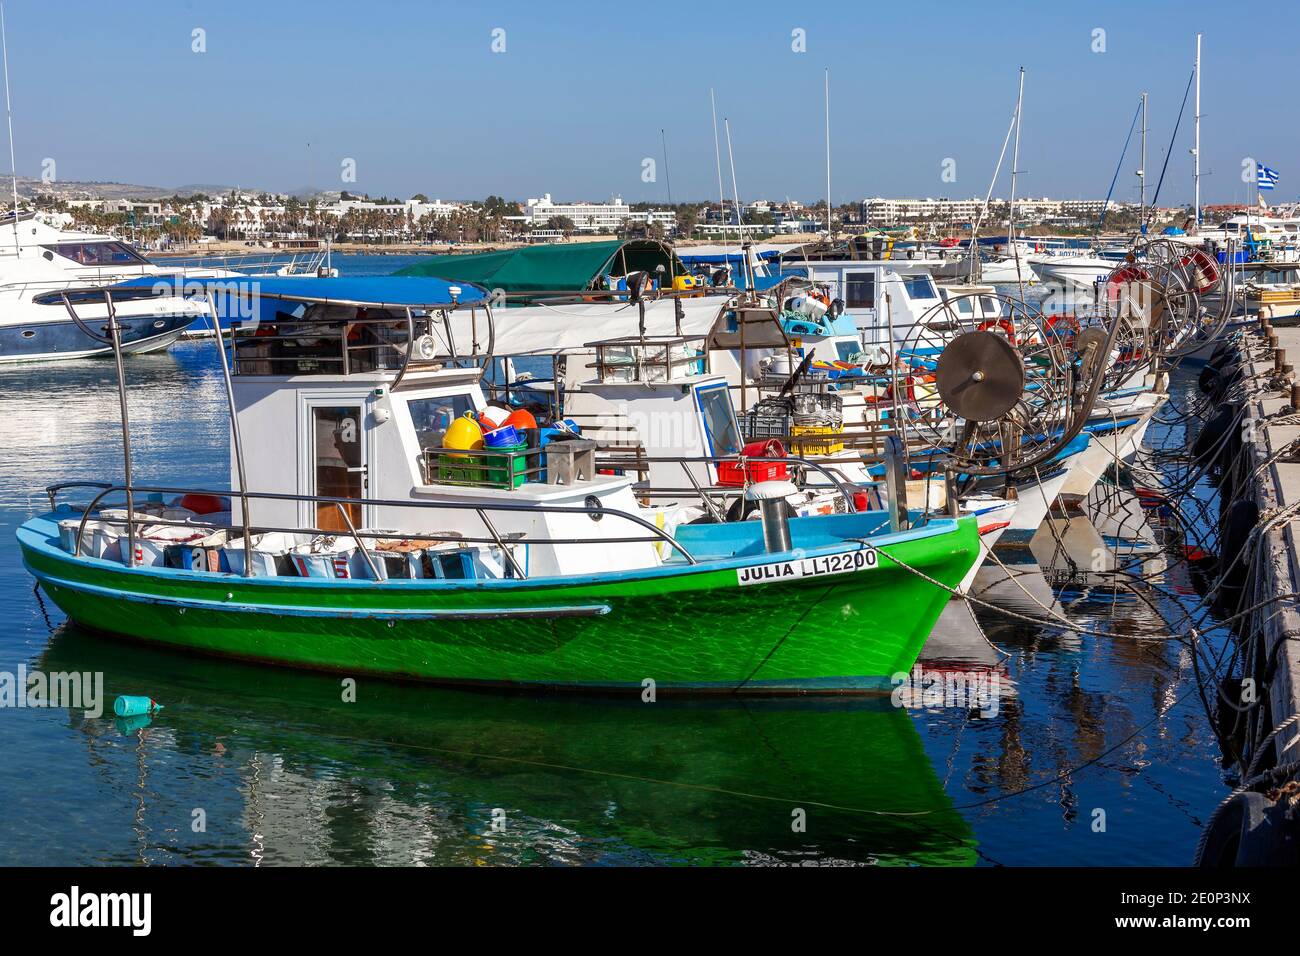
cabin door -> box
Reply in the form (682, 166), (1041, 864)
(311, 404), (367, 533)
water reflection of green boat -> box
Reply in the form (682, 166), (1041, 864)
(40, 626), (977, 866)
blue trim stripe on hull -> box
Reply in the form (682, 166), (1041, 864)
(0, 314), (193, 362)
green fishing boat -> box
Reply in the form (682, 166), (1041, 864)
(19, 275), (978, 694)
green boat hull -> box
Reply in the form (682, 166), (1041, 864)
(20, 512), (979, 693)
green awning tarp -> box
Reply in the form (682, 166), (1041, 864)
(393, 240), (685, 296)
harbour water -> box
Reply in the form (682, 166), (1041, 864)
(0, 257), (1232, 866)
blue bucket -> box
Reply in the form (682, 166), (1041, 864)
(483, 424), (521, 448)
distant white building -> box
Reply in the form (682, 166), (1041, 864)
(861, 195), (1123, 227)
(518, 193), (676, 234)
(523, 193), (630, 232)
(329, 198), (460, 220)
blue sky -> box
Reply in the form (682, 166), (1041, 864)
(9, 0), (1294, 205)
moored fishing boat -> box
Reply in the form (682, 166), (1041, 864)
(18, 275), (980, 694)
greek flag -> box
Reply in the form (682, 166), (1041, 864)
(1257, 163), (1280, 191)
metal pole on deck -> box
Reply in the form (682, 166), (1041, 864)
(103, 290), (137, 567)
(206, 291), (254, 576)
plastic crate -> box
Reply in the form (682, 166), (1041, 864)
(742, 398), (794, 442)
(792, 391), (844, 426)
(716, 439), (790, 488)
(436, 451), (527, 490)
(790, 424), (845, 455)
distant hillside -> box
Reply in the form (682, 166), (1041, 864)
(19, 177), (243, 200)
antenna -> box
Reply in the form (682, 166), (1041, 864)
(1, 2), (20, 256)
(824, 68), (831, 237)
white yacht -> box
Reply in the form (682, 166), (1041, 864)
(0, 214), (210, 362)
(1027, 249), (1118, 288)
(0, 213), (331, 362)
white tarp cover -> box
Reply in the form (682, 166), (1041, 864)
(448, 296), (730, 357)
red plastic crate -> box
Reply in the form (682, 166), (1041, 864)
(716, 440), (789, 488)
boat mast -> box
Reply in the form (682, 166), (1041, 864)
(710, 88), (729, 261)
(660, 128), (673, 208)
(724, 117), (745, 253)
(1193, 33), (1201, 228)
(1007, 66), (1024, 253)
(824, 68), (832, 238)
(1138, 91), (1147, 227)
(1, 2), (20, 257)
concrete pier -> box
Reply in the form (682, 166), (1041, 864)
(1206, 320), (1300, 838)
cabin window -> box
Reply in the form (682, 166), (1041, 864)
(980, 296), (1000, 316)
(954, 297), (974, 316)
(696, 384), (741, 457)
(845, 272), (875, 309)
(902, 275), (937, 300)
(42, 241), (147, 266)
(408, 393), (476, 452)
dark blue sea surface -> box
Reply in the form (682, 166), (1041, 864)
(0, 256), (1231, 865)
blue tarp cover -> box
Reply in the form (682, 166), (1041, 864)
(99, 274), (490, 309)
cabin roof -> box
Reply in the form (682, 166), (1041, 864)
(100, 274), (490, 310)
(394, 239), (685, 296)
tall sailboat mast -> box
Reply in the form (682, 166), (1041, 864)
(0, 2), (20, 256)
(1138, 91), (1148, 225)
(1193, 33), (1201, 227)
(1007, 66), (1025, 251)
(709, 88), (729, 259)
(824, 68), (832, 238)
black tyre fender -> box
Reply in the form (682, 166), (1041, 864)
(1192, 404), (1236, 472)
(1198, 791), (1300, 866)
(1214, 499), (1258, 617)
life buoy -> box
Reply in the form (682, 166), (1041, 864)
(1104, 264), (1152, 313)
(1180, 248), (1221, 294)
(977, 318), (1017, 344)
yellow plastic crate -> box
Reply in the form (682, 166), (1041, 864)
(790, 424), (844, 456)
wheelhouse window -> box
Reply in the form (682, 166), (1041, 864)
(845, 272), (875, 309)
(902, 275), (938, 300)
(697, 383), (741, 457)
(42, 241), (148, 266)
(408, 393), (477, 452)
